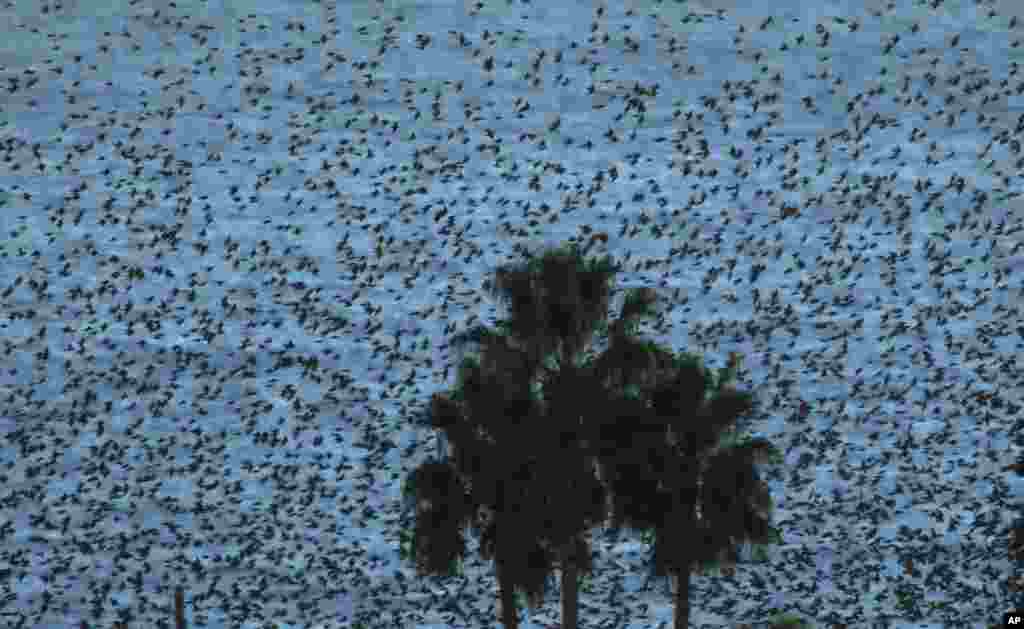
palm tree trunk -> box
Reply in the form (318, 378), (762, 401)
(561, 541), (578, 629)
(674, 570), (691, 629)
(496, 559), (519, 629)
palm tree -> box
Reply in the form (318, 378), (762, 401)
(401, 357), (554, 629)
(401, 241), (637, 628)
(401, 240), (782, 628)
(584, 327), (782, 629)
(456, 242), (687, 629)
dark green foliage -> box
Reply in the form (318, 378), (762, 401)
(585, 342), (780, 629)
(403, 461), (474, 576)
(480, 242), (619, 370)
(400, 239), (781, 629)
(477, 506), (560, 611)
(402, 241), (629, 628)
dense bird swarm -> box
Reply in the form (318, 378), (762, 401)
(1, 0), (1023, 627)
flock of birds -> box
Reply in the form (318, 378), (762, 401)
(0, 0), (1023, 627)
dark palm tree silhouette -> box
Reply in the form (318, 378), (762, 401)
(583, 328), (782, 629)
(400, 240), (782, 629)
(401, 241), (630, 628)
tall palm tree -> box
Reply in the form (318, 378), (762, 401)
(402, 375), (555, 629)
(402, 241), (647, 628)
(584, 326), (782, 629)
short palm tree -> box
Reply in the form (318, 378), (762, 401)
(583, 324), (782, 629)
